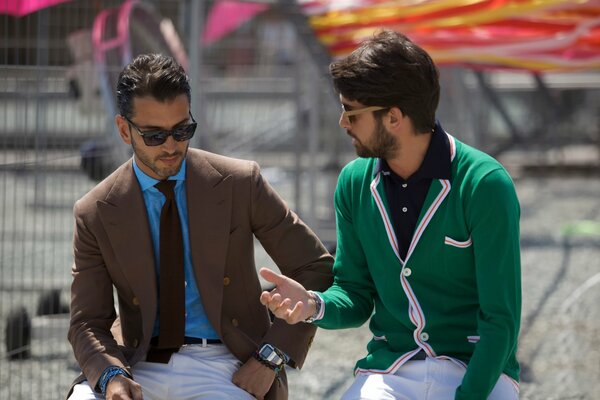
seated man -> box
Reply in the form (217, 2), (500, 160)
(67, 53), (333, 400)
(260, 30), (521, 400)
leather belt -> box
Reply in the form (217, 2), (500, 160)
(183, 336), (222, 345)
(150, 336), (222, 346)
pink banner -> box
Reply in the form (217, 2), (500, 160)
(0, 0), (72, 17)
(202, 0), (269, 45)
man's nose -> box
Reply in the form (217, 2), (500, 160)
(162, 135), (178, 151)
(339, 113), (351, 129)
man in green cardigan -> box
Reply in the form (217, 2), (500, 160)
(260, 30), (521, 399)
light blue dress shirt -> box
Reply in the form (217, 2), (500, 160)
(132, 158), (219, 340)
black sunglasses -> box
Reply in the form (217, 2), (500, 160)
(125, 113), (197, 146)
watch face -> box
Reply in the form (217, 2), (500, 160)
(259, 344), (283, 365)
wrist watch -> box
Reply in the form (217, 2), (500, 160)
(256, 343), (285, 368)
(304, 291), (322, 324)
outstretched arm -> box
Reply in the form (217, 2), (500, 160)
(259, 268), (318, 324)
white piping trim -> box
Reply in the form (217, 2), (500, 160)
(370, 173), (401, 260)
(367, 132), (454, 364)
(370, 172), (452, 357)
(445, 236), (473, 248)
(355, 348), (422, 376)
(405, 179), (451, 262)
(446, 131), (456, 162)
(467, 335), (480, 343)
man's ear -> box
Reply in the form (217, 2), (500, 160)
(387, 107), (404, 128)
(115, 115), (132, 145)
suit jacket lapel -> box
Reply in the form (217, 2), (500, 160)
(186, 151), (232, 336)
(97, 161), (157, 343)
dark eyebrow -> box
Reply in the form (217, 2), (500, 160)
(173, 115), (193, 127)
(135, 116), (191, 130)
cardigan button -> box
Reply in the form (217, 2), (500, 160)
(420, 332), (429, 341)
(132, 297), (140, 306)
(402, 268), (412, 277)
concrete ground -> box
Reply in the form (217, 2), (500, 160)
(0, 158), (599, 399)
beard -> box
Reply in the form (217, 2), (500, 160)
(351, 118), (398, 159)
(131, 139), (189, 179)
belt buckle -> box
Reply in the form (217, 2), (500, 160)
(181, 338), (210, 348)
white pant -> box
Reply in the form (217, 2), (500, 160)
(341, 357), (519, 400)
(69, 344), (256, 400)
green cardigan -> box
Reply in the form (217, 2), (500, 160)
(315, 134), (521, 399)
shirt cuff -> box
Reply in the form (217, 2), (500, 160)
(309, 291), (325, 322)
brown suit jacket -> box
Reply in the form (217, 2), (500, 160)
(68, 148), (333, 399)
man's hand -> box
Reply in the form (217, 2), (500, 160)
(105, 374), (143, 400)
(232, 357), (276, 400)
(259, 268), (317, 324)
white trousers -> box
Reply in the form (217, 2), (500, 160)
(341, 358), (519, 400)
(69, 344), (256, 400)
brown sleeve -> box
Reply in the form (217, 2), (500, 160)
(248, 161), (334, 368)
(68, 198), (129, 389)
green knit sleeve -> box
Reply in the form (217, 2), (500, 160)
(455, 167), (521, 399)
(315, 166), (376, 329)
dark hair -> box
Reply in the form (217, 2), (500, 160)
(116, 53), (191, 119)
(330, 30), (439, 133)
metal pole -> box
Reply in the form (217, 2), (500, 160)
(473, 71), (524, 157)
(306, 57), (319, 229)
(293, 48), (303, 216)
(34, 9), (49, 207)
(187, 0), (206, 150)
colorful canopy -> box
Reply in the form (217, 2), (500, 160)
(299, 0), (600, 72)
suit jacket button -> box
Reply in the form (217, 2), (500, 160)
(132, 339), (139, 348)
(223, 277), (231, 286)
(232, 318), (239, 327)
(132, 297), (140, 306)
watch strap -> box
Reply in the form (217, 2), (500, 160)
(304, 291), (324, 323)
(254, 344), (286, 373)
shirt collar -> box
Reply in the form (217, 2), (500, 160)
(375, 121), (452, 181)
(132, 157), (187, 192)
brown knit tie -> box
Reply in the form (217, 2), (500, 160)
(147, 180), (185, 363)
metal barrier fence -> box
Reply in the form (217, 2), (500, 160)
(0, 1), (343, 397)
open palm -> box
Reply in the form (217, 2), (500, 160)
(259, 268), (317, 324)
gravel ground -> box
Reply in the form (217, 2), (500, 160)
(1, 169), (599, 399)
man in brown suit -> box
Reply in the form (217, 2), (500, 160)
(67, 53), (333, 400)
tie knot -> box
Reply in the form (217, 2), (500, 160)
(155, 180), (176, 197)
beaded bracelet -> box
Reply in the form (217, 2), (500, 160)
(98, 366), (129, 394)
(253, 352), (284, 375)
